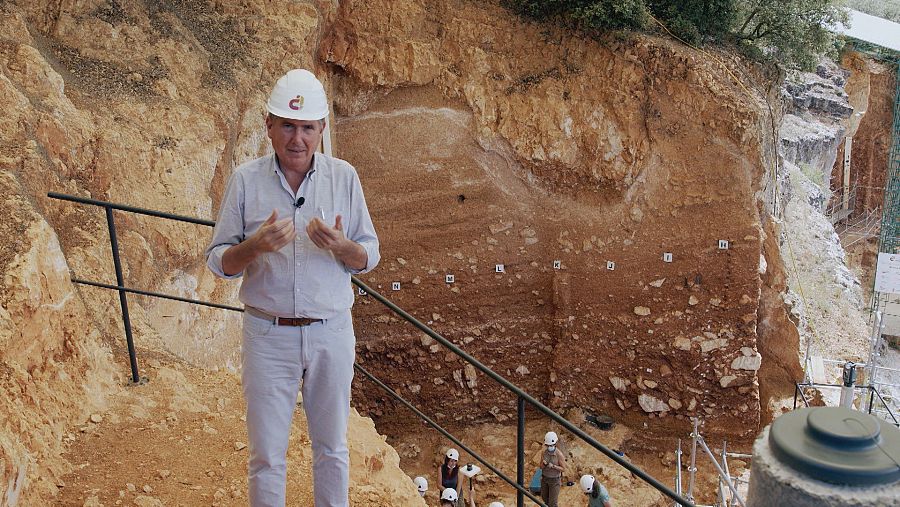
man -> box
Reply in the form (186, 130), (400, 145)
(206, 69), (380, 507)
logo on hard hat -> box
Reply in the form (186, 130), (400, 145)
(288, 95), (304, 110)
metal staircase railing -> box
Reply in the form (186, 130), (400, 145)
(47, 191), (696, 507)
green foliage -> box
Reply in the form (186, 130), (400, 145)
(503, 0), (647, 31)
(503, 0), (850, 70)
(646, 0), (739, 44)
(733, 0), (849, 69)
(846, 0), (900, 23)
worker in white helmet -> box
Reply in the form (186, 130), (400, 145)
(539, 431), (566, 507)
(414, 476), (428, 497)
(439, 480), (499, 507)
(438, 448), (463, 505)
(206, 69), (380, 507)
(580, 474), (612, 507)
(440, 487), (460, 507)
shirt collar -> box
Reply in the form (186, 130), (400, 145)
(272, 153), (317, 180)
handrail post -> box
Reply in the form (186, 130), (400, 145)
(517, 396), (525, 507)
(105, 206), (140, 384)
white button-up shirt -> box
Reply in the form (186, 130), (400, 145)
(206, 153), (380, 319)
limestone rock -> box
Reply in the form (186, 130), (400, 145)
(731, 354), (762, 371)
(464, 364), (477, 388)
(633, 306), (651, 316)
(609, 377), (627, 392)
(700, 338), (728, 353)
(134, 496), (163, 507)
(674, 336), (692, 351)
(688, 295), (699, 306)
(638, 394), (669, 413)
(720, 375), (738, 388)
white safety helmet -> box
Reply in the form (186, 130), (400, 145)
(440, 488), (459, 501)
(266, 69), (329, 121)
(580, 474), (595, 494)
(488, 503), (505, 507)
(544, 431), (559, 446)
(413, 476), (428, 494)
(446, 448), (460, 461)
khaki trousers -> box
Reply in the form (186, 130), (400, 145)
(540, 476), (561, 507)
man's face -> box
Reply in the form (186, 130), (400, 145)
(266, 115), (324, 173)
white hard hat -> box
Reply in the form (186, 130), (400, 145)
(446, 448), (460, 460)
(580, 474), (595, 494)
(440, 488), (459, 501)
(266, 69), (329, 121)
(413, 476), (428, 493)
(544, 431), (558, 446)
(488, 503), (505, 507)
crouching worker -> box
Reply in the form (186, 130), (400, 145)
(205, 68), (380, 507)
(580, 474), (612, 507)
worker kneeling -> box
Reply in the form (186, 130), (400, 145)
(580, 474), (612, 507)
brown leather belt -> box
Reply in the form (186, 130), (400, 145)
(244, 306), (322, 327)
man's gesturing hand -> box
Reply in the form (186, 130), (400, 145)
(306, 215), (368, 270)
(306, 215), (351, 255)
(252, 210), (296, 253)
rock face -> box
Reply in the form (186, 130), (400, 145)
(325, 0), (778, 438)
(1, 0), (800, 501)
(779, 60), (852, 192)
(0, 171), (119, 504)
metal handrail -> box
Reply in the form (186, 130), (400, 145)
(48, 191), (697, 507)
(355, 364), (547, 506)
(349, 276), (695, 505)
(793, 382), (899, 427)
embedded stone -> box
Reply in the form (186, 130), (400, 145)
(700, 338), (728, 353)
(674, 336), (692, 351)
(638, 394), (669, 413)
(720, 375), (737, 388)
(609, 377), (627, 392)
(731, 354), (762, 371)
(688, 295), (699, 306)
(634, 306), (651, 316)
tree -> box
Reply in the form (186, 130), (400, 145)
(646, 0), (739, 44)
(734, 0), (849, 69)
(503, 0), (849, 69)
(503, 0), (648, 32)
